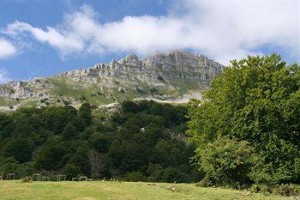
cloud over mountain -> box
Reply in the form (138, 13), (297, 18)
(2, 1), (299, 64)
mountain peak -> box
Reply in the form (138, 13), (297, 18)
(0, 50), (224, 110)
(119, 54), (139, 65)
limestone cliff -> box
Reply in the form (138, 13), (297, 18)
(0, 51), (224, 109)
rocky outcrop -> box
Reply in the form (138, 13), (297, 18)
(0, 78), (53, 99)
(144, 51), (222, 81)
(59, 50), (223, 87)
(0, 81), (32, 98)
(0, 51), (224, 100)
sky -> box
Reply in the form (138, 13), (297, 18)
(0, 0), (299, 83)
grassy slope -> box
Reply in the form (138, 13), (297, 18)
(48, 77), (137, 106)
(0, 75), (203, 110)
(0, 181), (290, 200)
(0, 97), (19, 107)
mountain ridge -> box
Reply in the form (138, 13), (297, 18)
(0, 50), (224, 110)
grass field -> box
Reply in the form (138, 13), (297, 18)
(0, 181), (294, 200)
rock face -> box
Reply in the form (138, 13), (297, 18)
(0, 78), (53, 99)
(59, 50), (222, 88)
(0, 51), (224, 104)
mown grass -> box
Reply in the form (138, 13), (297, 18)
(0, 181), (292, 200)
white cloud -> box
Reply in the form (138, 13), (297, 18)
(0, 69), (11, 83)
(2, 2), (300, 64)
(4, 21), (84, 55)
(0, 38), (17, 59)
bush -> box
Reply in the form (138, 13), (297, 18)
(15, 162), (35, 178)
(250, 184), (272, 194)
(125, 171), (146, 182)
(63, 164), (81, 180)
(121, 101), (139, 113)
(197, 136), (255, 187)
(161, 167), (189, 183)
(250, 184), (300, 196)
(273, 184), (300, 196)
(294, 158), (300, 181)
(146, 163), (163, 182)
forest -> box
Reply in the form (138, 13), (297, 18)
(0, 100), (201, 183)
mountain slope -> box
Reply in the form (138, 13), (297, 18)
(0, 51), (223, 110)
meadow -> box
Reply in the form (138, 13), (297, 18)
(0, 181), (293, 200)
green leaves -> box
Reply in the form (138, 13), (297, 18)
(197, 137), (255, 187)
(187, 54), (300, 185)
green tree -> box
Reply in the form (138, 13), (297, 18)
(121, 101), (139, 113)
(62, 123), (77, 139)
(90, 133), (111, 153)
(42, 106), (72, 134)
(64, 147), (91, 178)
(187, 54), (300, 185)
(35, 140), (68, 171)
(3, 138), (34, 163)
(79, 103), (92, 126)
(0, 114), (14, 139)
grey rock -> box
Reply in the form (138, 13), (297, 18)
(0, 50), (224, 101)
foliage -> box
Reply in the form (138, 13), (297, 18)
(125, 171), (146, 182)
(35, 140), (68, 171)
(250, 184), (300, 196)
(187, 54), (300, 186)
(0, 100), (199, 182)
(3, 138), (33, 163)
(78, 103), (92, 126)
(197, 137), (255, 187)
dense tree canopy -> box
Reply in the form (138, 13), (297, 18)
(187, 54), (300, 186)
(0, 100), (200, 182)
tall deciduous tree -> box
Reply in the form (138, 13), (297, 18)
(187, 54), (300, 185)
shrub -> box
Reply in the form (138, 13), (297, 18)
(250, 184), (300, 196)
(125, 171), (146, 182)
(197, 136), (255, 187)
(273, 184), (300, 196)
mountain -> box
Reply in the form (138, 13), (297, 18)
(0, 51), (224, 111)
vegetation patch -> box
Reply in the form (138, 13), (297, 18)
(0, 101), (199, 183)
(187, 54), (300, 189)
(0, 181), (291, 200)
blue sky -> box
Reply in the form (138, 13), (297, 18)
(0, 0), (299, 83)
